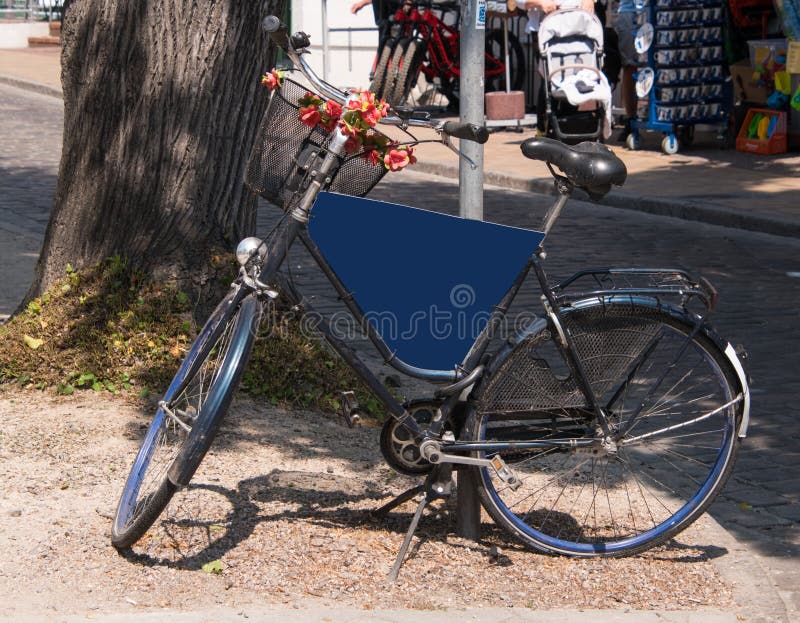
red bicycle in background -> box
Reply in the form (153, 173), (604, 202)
(370, 1), (526, 109)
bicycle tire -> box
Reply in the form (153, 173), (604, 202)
(388, 37), (427, 107)
(484, 29), (526, 93)
(465, 299), (743, 557)
(370, 36), (399, 100)
(111, 290), (262, 549)
(383, 36), (411, 107)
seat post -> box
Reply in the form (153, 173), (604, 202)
(541, 172), (573, 236)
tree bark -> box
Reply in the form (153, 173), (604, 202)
(26, 0), (285, 305)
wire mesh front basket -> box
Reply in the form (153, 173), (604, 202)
(244, 76), (389, 209)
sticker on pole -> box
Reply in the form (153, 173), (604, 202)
(476, 0), (487, 29)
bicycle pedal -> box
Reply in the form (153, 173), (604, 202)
(338, 391), (362, 428)
(490, 455), (521, 491)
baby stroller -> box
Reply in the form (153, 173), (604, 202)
(538, 8), (613, 142)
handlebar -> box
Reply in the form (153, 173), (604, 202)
(441, 121), (489, 144)
(262, 16), (489, 145)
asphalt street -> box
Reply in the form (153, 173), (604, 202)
(1, 82), (798, 620)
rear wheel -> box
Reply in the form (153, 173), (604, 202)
(467, 302), (742, 557)
(111, 290), (262, 549)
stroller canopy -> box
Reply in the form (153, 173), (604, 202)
(538, 9), (604, 51)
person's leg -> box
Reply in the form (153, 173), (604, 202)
(612, 12), (638, 140)
(621, 65), (636, 117)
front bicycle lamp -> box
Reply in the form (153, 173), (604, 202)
(236, 237), (268, 267)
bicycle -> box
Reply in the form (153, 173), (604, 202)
(371, 1), (526, 108)
(111, 17), (751, 573)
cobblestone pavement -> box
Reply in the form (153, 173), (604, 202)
(0, 84), (60, 319)
(1, 83), (798, 620)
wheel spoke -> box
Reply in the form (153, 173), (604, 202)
(112, 293), (254, 548)
(472, 304), (740, 555)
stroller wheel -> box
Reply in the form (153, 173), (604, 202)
(625, 133), (640, 151)
(661, 134), (680, 155)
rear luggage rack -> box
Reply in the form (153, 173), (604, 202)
(552, 268), (718, 314)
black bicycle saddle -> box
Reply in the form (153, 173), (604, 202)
(520, 137), (627, 200)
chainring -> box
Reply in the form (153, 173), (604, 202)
(379, 400), (442, 475)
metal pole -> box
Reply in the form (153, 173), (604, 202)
(321, 0), (329, 81)
(503, 18), (511, 92)
(458, 0), (486, 221)
(455, 467), (482, 540)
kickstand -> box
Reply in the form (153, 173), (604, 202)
(377, 465), (453, 583)
(370, 484), (424, 519)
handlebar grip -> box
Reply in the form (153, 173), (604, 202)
(442, 121), (490, 144)
(262, 15), (290, 49)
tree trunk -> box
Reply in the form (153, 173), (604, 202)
(26, 0), (285, 306)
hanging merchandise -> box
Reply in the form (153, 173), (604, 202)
(635, 22), (654, 53)
(636, 67), (655, 96)
(625, 0), (728, 154)
(792, 84), (800, 110)
(773, 0), (800, 41)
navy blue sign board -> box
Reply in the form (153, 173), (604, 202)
(308, 192), (546, 371)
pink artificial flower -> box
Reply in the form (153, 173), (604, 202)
(261, 69), (281, 91)
(299, 105), (322, 128)
(383, 147), (412, 171)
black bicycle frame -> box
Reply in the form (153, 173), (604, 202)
(251, 184), (624, 448)
(294, 228), (535, 439)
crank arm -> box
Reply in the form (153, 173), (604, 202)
(420, 441), (521, 489)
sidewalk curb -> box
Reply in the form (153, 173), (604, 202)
(0, 73), (62, 99)
(701, 514), (790, 623)
(419, 161), (800, 240)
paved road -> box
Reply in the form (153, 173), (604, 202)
(0, 84), (60, 319)
(1, 83), (798, 620)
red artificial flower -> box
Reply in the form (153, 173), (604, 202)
(338, 114), (361, 136)
(261, 69), (281, 91)
(283, 85), (412, 172)
(299, 105), (322, 128)
(362, 104), (382, 127)
(362, 147), (382, 166)
(344, 134), (362, 154)
(325, 100), (343, 119)
(298, 92), (324, 108)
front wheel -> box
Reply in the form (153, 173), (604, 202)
(467, 301), (743, 557)
(111, 289), (262, 549)
(387, 37), (427, 107)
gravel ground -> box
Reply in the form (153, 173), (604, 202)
(0, 391), (734, 618)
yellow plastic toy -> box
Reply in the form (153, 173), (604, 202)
(757, 114), (771, 139)
(775, 71), (791, 95)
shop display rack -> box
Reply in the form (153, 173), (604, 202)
(627, 0), (730, 154)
